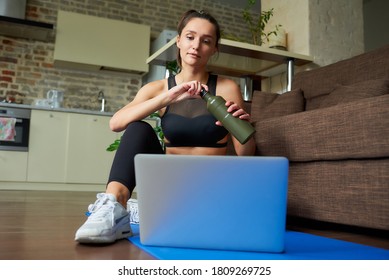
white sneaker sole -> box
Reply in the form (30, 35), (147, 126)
(75, 216), (133, 244)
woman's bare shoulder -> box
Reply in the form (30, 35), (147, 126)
(215, 76), (241, 99)
(137, 78), (168, 98)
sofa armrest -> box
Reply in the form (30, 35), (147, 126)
(255, 95), (389, 161)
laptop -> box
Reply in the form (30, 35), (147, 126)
(134, 154), (289, 253)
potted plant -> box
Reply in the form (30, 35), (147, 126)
(222, 0), (281, 46)
(106, 112), (165, 152)
(106, 61), (177, 152)
(242, 0), (282, 46)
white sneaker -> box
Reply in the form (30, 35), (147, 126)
(75, 193), (133, 243)
(127, 198), (139, 224)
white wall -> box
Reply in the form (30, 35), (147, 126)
(309, 0), (364, 66)
(261, 0), (365, 93)
(262, 0), (310, 55)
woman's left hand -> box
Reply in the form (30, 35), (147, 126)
(215, 101), (251, 126)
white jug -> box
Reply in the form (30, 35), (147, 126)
(47, 90), (64, 108)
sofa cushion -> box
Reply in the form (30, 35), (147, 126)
(251, 89), (304, 123)
(318, 79), (389, 109)
(292, 45), (389, 100)
(287, 159), (389, 230)
(254, 94), (389, 161)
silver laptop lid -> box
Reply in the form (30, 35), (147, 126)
(135, 154), (289, 253)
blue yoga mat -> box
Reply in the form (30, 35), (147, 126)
(128, 224), (389, 260)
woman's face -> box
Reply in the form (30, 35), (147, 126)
(177, 17), (218, 68)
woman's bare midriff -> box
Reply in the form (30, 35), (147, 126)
(166, 146), (227, 155)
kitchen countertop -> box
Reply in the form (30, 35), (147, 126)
(0, 102), (114, 117)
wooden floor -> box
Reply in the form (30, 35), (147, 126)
(0, 190), (155, 260)
(0, 190), (388, 260)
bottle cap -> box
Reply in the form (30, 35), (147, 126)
(200, 88), (207, 97)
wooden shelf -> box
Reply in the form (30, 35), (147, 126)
(147, 37), (313, 77)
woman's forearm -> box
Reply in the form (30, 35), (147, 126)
(109, 93), (170, 132)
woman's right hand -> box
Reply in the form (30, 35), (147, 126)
(167, 80), (208, 103)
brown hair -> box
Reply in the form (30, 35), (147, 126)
(176, 10), (221, 67)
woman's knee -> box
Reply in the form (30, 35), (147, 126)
(119, 121), (163, 153)
(121, 121), (155, 141)
(125, 120), (154, 134)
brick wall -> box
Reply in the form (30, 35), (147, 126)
(0, 0), (249, 112)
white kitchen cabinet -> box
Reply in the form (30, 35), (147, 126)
(66, 114), (117, 184)
(27, 110), (68, 183)
(54, 10), (150, 74)
(2, 108), (154, 190)
(0, 151), (28, 181)
(27, 110), (118, 185)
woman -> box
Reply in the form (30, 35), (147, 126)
(75, 10), (256, 243)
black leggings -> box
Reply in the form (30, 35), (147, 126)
(107, 121), (164, 196)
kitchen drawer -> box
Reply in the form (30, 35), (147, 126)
(0, 151), (28, 181)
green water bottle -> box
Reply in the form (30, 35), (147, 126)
(200, 88), (256, 144)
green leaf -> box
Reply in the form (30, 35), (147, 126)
(149, 112), (161, 119)
(239, 1), (280, 46)
(106, 138), (121, 152)
(166, 60), (180, 75)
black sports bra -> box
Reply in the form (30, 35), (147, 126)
(161, 74), (228, 148)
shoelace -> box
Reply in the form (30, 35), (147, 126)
(86, 193), (115, 225)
